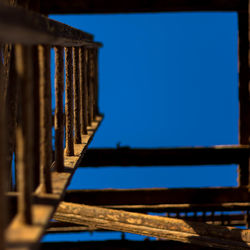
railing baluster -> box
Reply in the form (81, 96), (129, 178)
(73, 47), (81, 144)
(93, 48), (99, 117)
(65, 47), (74, 156)
(85, 48), (90, 127)
(33, 45), (40, 189)
(88, 48), (94, 124)
(0, 77), (7, 250)
(79, 46), (87, 135)
(54, 46), (65, 172)
(38, 44), (52, 193)
(15, 44), (33, 224)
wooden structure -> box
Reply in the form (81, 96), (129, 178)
(0, 0), (249, 249)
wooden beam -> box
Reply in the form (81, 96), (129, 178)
(80, 146), (250, 167)
(40, 0), (245, 14)
(238, 1), (250, 186)
(0, 3), (102, 47)
(64, 187), (250, 206)
(41, 240), (220, 250)
(54, 202), (250, 249)
(47, 213), (249, 233)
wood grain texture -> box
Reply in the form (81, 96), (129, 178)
(65, 47), (74, 156)
(15, 44), (33, 224)
(38, 45), (52, 193)
(73, 47), (81, 144)
(54, 46), (64, 172)
(54, 202), (250, 249)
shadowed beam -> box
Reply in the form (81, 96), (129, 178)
(41, 240), (221, 250)
(79, 145), (250, 167)
(40, 0), (245, 14)
(54, 202), (250, 249)
(64, 187), (250, 206)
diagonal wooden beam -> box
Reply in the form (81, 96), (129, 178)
(40, 0), (245, 14)
(54, 202), (250, 250)
(79, 146), (250, 167)
(64, 187), (250, 206)
(47, 213), (248, 233)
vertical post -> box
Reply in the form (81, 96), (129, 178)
(88, 48), (94, 124)
(94, 48), (100, 117)
(65, 47), (74, 156)
(73, 47), (81, 144)
(79, 47), (87, 135)
(54, 46), (65, 172)
(238, 2), (250, 186)
(38, 45), (52, 193)
(84, 48), (90, 127)
(33, 45), (40, 189)
(15, 44), (33, 224)
(0, 68), (7, 250)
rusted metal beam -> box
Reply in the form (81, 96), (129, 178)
(0, 3), (102, 47)
(64, 187), (250, 206)
(40, 0), (245, 14)
(54, 202), (250, 249)
(79, 145), (250, 167)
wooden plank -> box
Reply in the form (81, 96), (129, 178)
(54, 202), (250, 249)
(0, 3), (102, 47)
(79, 146), (250, 167)
(41, 240), (220, 250)
(40, 0), (245, 14)
(5, 116), (103, 250)
(238, 1), (250, 186)
(47, 213), (248, 233)
(64, 187), (250, 205)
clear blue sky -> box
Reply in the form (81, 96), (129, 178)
(44, 11), (239, 242)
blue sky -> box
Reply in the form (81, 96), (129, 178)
(44, 11), (239, 242)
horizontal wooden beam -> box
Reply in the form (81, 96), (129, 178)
(54, 202), (250, 249)
(80, 145), (250, 167)
(0, 3), (102, 47)
(5, 117), (103, 250)
(47, 213), (248, 233)
(41, 240), (220, 250)
(40, 0), (245, 14)
(64, 187), (250, 206)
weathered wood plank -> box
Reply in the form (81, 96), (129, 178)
(65, 187), (250, 206)
(79, 146), (250, 167)
(47, 213), (249, 233)
(54, 202), (250, 249)
(5, 116), (103, 250)
(40, 0), (245, 14)
(0, 3), (102, 47)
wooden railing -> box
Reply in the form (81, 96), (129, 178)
(0, 3), (102, 250)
